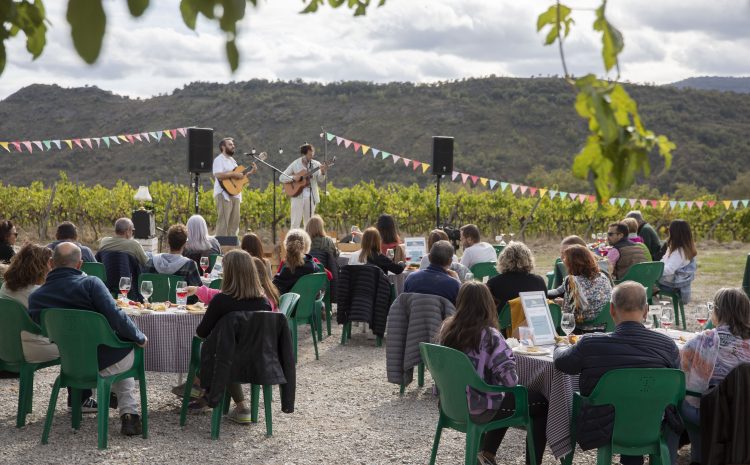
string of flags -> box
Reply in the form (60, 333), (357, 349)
(322, 131), (750, 211)
(0, 128), (187, 153)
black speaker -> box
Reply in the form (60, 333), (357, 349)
(131, 209), (155, 239)
(215, 236), (239, 246)
(432, 136), (454, 176)
(187, 127), (214, 173)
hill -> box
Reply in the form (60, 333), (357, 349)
(1, 78), (749, 194)
(670, 76), (750, 94)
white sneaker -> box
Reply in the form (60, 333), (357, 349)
(228, 406), (253, 424)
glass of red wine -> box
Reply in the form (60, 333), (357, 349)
(118, 276), (131, 302)
(200, 256), (209, 276)
(695, 304), (709, 329)
(175, 281), (188, 310)
(660, 305), (674, 331)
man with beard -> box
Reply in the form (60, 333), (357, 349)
(213, 137), (255, 236)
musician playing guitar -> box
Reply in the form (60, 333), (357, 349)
(212, 137), (257, 236)
(280, 143), (328, 228)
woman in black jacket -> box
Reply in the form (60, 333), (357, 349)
(349, 227), (405, 275)
(273, 229), (319, 294)
(0, 219), (17, 264)
(486, 241), (547, 311)
(193, 249), (271, 423)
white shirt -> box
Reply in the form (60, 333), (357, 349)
(459, 242), (498, 269)
(213, 153), (240, 201)
(661, 248), (689, 281)
(281, 157), (326, 204)
(419, 254), (459, 269)
(348, 253), (366, 265)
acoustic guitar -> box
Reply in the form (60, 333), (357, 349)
(283, 157), (336, 198)
(219, 152), (266, 196)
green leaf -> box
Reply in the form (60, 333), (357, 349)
(127, 0), (150, 17)
(67, 0), (106, 64)
(593, 1), (623, 73)
(536, 4), (573, 45)
(179, 0), (198, 29)
(226, 38), (238, 71)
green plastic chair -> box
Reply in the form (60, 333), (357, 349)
(581, 301), (616, 333)
(742, 253), (750, 298)
(138, 273), (171, 302)
(288, 272), (328, 362)
(279, 292), (301, 318)
(81, 262), (106, 283)
(614, 261), (665, 304)
(40, 308), (148, 450)
(498, 301), (564, 338)
(492, 244), (505, 256)
(179, 336), (274, 439)
(469, 262), (498, 281)
(315, 262), (332, 340)
(0, 298), (60, 427)
(209, 278), (222, 290)
(420, 343), (537, 465)
(658, 288), (686, 330)
(562, 368), (685, 465)
(546, 258), (567, 290)
(167, 274), (188, 303)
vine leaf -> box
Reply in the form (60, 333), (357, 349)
(536, 4), (573, 45)
(593, 1), (623, 73)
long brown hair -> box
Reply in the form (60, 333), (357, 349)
(438, 282), (499, 352)
(241, 233), (265, 259)
(253, 256), (280, 307)
(284, 229), (311, 272)
(3, 243), (51, 292)
(713, 288), (750, 339)
(305, 215), (326, 239)
(221, 249), (263, 300)
(562, 244), (599, 279)
(427, 229), (449, 251)
(358, 227), (381, 263)
(665, 219), (697, 261)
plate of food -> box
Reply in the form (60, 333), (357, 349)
(512, 346), (551, 356)
(186, 302), (206, 314)
(554, 335), (580, 345)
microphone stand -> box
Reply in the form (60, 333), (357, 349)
(248, 150), (293, 245)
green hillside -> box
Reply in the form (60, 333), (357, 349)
(1, 77), (748, 195)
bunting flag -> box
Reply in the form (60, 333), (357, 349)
(321, 130), (747, 209)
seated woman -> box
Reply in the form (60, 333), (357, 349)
(419, 229), (468, 280)
(306, 215), (339, 259)
(376, 214), (402, 255)
(487, 241), (547, 312)
(438, 281), (548, 465)
(0, 219), (17, 264)
(273, 229), (319, 294)
(182, 215), (221, 266)
(348, 227), (405, 275)
(678, 288), (750, 463)
(658, 219), (697, 303)
(622, 217), (651, 260)
(193, 249), (271, 422)
(548, 244), (611, 331)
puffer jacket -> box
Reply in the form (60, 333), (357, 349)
(386, 293), (455, 385)
(336, 264), (391, 337)
(701, 363), (750, 465)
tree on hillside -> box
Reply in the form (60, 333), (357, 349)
(723, 171), (750, 199)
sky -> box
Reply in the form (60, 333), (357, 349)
(1, 0), (749, 99)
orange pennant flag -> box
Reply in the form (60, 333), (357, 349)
(0, 142), (9, 152)
(422, 164), (430, 174)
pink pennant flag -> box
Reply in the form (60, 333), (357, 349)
(335, 136), (343, 146)
(392, 155), (401, 164)
(452, 171), (459, 181)
(141, 132), (150, 142)
(133, 133), (142, 142)
(353, 142), (361, 152)
(412, 161), (422, 171)
(628, 199), (636, 207)
(695, 201), (704, 209)
(343, 139), (352, 149)
(460, 173), (470, 184)
(402, 158), (411, 167)
(578, 195), (586, 204)
(510, 184), (519, 193)
(569, 193), (578, 200)
(177, 128), (187, 138)
(470, 175), (479, 185)
(11, 141), (21, 152)
(650, 200), (659, 208)
(707, 201), (716, 208)
(639, 199), (649, 207)
(169, 130), (177, 139)
(22, 141), (33, 153)
(529, 187), (537, 196)
(687, 201), (694, 209)
(587, 195), (596, 203)
(72, 139), (83, 149)
(124, 135), (133, 144)
(32, 141), (43, 151)
(83, 138), (93, 149)
(519, 185), (528, 194)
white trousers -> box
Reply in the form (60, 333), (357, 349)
(290, 194), (316, 229)
(100, 350), (138, 416)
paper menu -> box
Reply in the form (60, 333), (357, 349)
(518, 291), (557, 346)
(404, 237), (426, 265)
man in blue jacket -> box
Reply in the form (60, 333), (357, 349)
(28, 242), (148, 437)
(404, 240), (460, 304)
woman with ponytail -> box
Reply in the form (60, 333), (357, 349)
(273, 229), (318, 294)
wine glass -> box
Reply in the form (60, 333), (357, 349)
(660, 305), (674, 331)
(498, 232), (506, 246)
(495, 235), (502, 243)
(695, 304), (709, 329)
(707, 301), (714, 322)
(140, 281), (153, 307)
(647, 304), (662, 329)
(508, 232), (515, 242)
(561, 313), (576, 337)
(118, 277), (131, 302)
(175, 280), (188, 310)
(199, 256), (209, 276)
(386, 248), (395, 261)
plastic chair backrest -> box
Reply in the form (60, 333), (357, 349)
(498, 303), (511, 335)
(586, 368), (685, 449)
(492, 245), (505, 256)
(552, 258), (567, 289)
(81, 262), (106, 282)
(548, 302), (563, 334)
(209, 254), (221, 272)
(41, 308), (130, 388)
(617, 261), (665, 299)
(209, 279), (222, 290)
(470, 262), (498, 281)
(743, 253), (750, 298)
(0, 298), (42, 365)
(138, 273), (171, 302)
(582, 301), (616, 332)
(279, 292), (301, 318)
(289, 272), (327, 320)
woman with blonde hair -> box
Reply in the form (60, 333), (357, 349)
(348, 227), (405, 275)
(486, 241), (547, 312)
(306, 215), (339, 259)
(253, 256), (280, 311)
(273, 229), (318, 294)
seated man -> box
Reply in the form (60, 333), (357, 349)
(404, 240), (460, 304)
(458, 224), (497, 269)
(606, 222), (647, 281)
(99, 218), (148, 266)
(143, 224), (202, 286)
(47, 221), (96, 263)
(553, 281), (679, 465)
(28, 243), (147, 436)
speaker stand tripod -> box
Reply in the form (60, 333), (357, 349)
(191, 172), (201, 214)
(435, 174), (442, 229)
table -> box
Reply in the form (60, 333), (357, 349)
(129, 312), (202, 373)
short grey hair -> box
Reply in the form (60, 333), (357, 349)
(52, 242), (82, 268)
(497, 241), (534, 274)
(114, 218), (133, 235)
(611, 281), (647, 313)
(429, 240), (453, 267)
(626, 210), (645, 225)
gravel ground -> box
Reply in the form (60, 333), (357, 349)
(0, 314), (697, 465)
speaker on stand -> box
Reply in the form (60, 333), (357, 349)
(187, 127), (214, 215)
(432, 136), (454, 228)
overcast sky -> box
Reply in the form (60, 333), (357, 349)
(1, 0), (749, 99)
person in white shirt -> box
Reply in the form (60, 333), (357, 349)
(458, 224), (498, 269)
(212, 137), (257, 236)
(280, 143), (327, 229)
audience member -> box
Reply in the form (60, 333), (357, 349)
(143, 224), (202, 286)
(273, 229), (318, 294)
(0, 219), (17, 264)
(606, 222), (647, 280)
(47, 221), (96, 262)
(419, 229), (469, 280)
(548, 245), (611, 330)
(404, 240), (460, 304)
(254, 256), (280, 311)
(240, 232), (265, 259)
(348, 227), (405, 275)
(676, 288), (750, 463)
(376, 214), (401, 255)
(28, 242), (147, 436)
(306, 215), (339, 258)
(99, 218), (148, 265)
(626, 210), (663, 260)
(439, 281), (548, 465)
(458, 224), (497, 269)
(183, 215), (221, 266)
(658, 219), (698, 303)
(487, 241), (547, 312)
(621, 217), (652, 261)
(559, 235), (587, 256)
(554, 281), (679, 465)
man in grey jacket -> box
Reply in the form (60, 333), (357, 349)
(143, 224), (201, 286)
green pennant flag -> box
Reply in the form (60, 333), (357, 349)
(500, 182), (508, 191)
(381, 151), (391, 159)
(617, 198), (627, 206)
(102, 136), (111, 148)
(43, 140), (51, 150)
(326, 133), (334, 141)
(559, 191), (568, 199)
(742, 200), (749, 208)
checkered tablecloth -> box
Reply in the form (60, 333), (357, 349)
(515, 350), (579, 460)
(129, 313), (202, 373)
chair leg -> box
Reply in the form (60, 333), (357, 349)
(376, 336), (383, 347)
(678, 297), (686, 330)
(71, 388), (82, 430)
(595, 444), (612, 465)
(315, 301), (324, 342)
(429, 421), (443, 465)
(464, 426), (482, 465)
(97, 380), (112, 450)
(180, 366), (198, 427)
(340, 322), (349, 345)
(41, 377), (62, 445)
(138, 368), (148, 439)
(263, 385), (273, 436)
(325, 296), (332, 337)
(309, 318), (319, 360)
(672, 295), (681, 328)
(17, 367), (34, 427)
(292, 321), (299, 362)
(418, 363), (424, 387)
(210, 391), (227, 440)
(250, 384), (260, 422)
(399, 384), (405, 396)
(525, 418), (537, 465)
